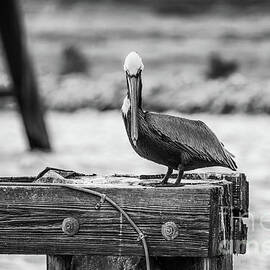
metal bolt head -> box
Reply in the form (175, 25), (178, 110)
(62, 217), (79, 236)
(161, 221), (178, 240)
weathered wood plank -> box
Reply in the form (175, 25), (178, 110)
(47, 255), (72, 270)
(156, 255), (233, 270)
(0, 174), (233, 257)
(0, 176), (36, 183)
(68, 255), (143, 270)
(47, 255), (233, 270)
(225, 173), (249, 216)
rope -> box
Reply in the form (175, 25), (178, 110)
(0, 181), (151, 269)
(56, 184), (151, 270)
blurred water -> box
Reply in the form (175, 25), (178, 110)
(0, 110), (269, 269)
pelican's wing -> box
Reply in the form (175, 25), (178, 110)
(145, 112), (237, 170)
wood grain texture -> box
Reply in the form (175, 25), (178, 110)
(225, 173), (249, 216)
(47, 255), (72, 270)
(156, 255), (233, 270)
(0, 172), (246, 257)
(46, 255), (233, 270)
(0, 176), (36, 183)
(70, 255), (143, 270)
(139, 172), (248, 214)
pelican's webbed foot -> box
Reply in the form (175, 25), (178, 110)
(174, 165), (185, 187)
(160, 167), (173, 185)
(140, 167), (183, 187)
(140, 182), (177, 187)
(139, 167), (185, 187)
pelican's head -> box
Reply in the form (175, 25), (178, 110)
(123, 52), (144, 145)
(124, 51), (144, 76)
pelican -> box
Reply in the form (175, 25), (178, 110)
(122, 52), (237, 186)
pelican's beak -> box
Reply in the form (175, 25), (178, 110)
(127, 74), (139, 145)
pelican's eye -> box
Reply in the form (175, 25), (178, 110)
(126, 70), (141, 78)
(136, 69), (141, 76)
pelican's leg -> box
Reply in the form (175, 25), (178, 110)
(174, 165), (185, 186)
(160, 167), (173, 185)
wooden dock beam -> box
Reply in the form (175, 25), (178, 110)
(46, 255), (233, 270)
(0, 168), (248, 270)
(47, 255), (73, 270)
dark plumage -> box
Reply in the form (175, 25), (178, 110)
(122, 52), (237, 186)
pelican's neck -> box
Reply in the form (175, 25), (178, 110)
(121, 96), (141, 146)
(121, 96), (143, 117)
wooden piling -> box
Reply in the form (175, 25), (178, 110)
(0, 169), (248, 270)
(47, 255), (73, 270)
(0, 0), (51, 151)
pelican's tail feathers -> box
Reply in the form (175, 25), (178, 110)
(224, 148), (238, 171)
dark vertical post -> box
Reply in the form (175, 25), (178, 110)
(46, 255), (232, 270)
(0, 0), (51, 151)
(47, 255), (73, 270)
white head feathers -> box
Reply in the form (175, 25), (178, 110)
(124, 51), (144, 76)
